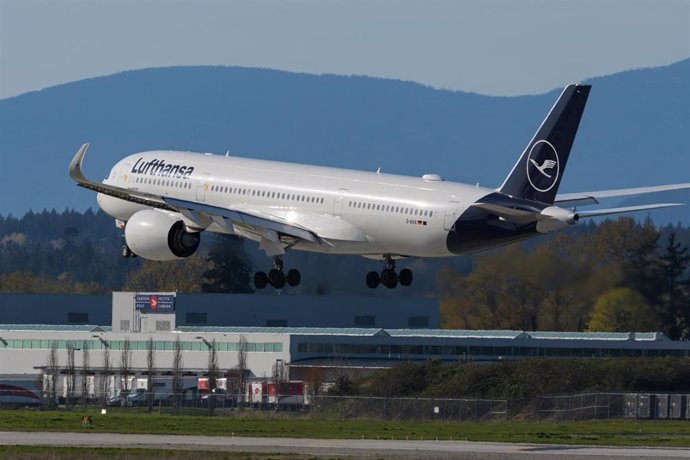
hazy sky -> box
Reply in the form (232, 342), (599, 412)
(0, 0), (688, 99)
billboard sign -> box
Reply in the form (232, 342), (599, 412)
(134, 294), (175, 312)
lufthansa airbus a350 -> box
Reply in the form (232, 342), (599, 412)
(69, 84), (689, 289)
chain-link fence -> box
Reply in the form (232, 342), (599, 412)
(2, 390), (690, 422)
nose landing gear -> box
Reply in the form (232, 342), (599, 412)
(366, 256), (413, 289)
(254, 256), (301, 289)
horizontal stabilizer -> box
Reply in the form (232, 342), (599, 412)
(577, 203), (684, 219)
(556, 183), (690, 207)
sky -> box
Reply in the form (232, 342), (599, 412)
(0, 0), (688, 100)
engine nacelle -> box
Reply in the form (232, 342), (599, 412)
(125, 210), (201, 260)
(536, 206), (579, 233)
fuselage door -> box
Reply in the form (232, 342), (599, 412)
(118, 163), (131, 187)
(196, 173), (210, 202)
(444, 200), (460, 231)
(333, 188), (348, 217)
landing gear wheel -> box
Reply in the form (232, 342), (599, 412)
(286, 269), (301, 287)
(399, 268), (413, 287)
(268, 269), (286, 289)
(381, 268), (398, 289)
(366, 271), (380, 289)
(253, 271), (268, 289)
(121, 244), (133, 258)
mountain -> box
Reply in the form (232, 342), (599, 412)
(0, 60), (688, 221)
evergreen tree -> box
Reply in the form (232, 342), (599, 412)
(656, 233), (690, 339)
(201, 235), (254, 293)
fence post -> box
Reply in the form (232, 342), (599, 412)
(607, 394), (611, 420)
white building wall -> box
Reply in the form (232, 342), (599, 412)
(0, 330), (290, 385)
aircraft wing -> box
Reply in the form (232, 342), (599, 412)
(555, 183), (690, 207)
(69, 144), (353, 248)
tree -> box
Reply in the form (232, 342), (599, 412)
(202, 235), (254, 293)
(172, 336), (184, 414)
(656, 233), (690, 339)
(46, 341), (59, 410)
(272, 360), (289, 406)
(66, 342), (76, 408)
(207, 338), (219, 414)
(232, 335), (249, 407)
(119, 338), (132, 406)
(124, 255), (208, 292)
(81, 341), (90, 404)
(146, 337), (156, 413)
(101, 345), (111, 407)
(587, 288), (658, 332)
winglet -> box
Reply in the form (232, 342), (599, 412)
(68, 143), (90, 183)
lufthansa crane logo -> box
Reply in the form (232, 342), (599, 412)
(526, 140), (559, 193)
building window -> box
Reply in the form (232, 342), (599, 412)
(155, 321), (171, 331)
(266, 319), (288, 327)
(354, 315), (376, 327)
(408, 316), (429, 328)
(67, 312), (88, 324)
(185, 312), (207, 325)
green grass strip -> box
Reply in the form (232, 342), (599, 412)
(1, 410), (690, 447)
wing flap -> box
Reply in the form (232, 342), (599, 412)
(163, 198), (320, 243)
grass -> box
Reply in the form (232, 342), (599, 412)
(0, 446), (305, 459)
(1, 409), (690, 447)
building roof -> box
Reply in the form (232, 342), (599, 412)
(175, 326), (388, 336)
(0, 324), (111, 332)
(526, 331), (668, 341)
(0, 324), (670, 342)
(176, 326), (669, 342)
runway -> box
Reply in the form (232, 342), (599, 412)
(2, 431), (690, 459)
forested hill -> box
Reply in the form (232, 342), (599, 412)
(1, 59), (689, 219)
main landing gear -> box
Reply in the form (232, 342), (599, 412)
(253, 256), (301, 289)
(366, 257), (413, 289)
(121, 244), (137, 258)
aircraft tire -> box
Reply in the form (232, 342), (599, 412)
(381, 268), (398, 289)
(366, 271), (380, 289)
(268, 269), (286, 289)
(253, 271), (268, 289)
(287, 269), (301, 287)
(121, 245), (133, 258)
(399, 268), (413, 287)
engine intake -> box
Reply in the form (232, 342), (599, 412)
(125, 210), (200, 260)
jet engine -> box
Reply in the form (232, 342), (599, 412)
(124, 210), (200, 260)
(536, 206), (579, 233)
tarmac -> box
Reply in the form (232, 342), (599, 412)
(2, 431), (690, 459)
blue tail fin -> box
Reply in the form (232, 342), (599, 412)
(500, 84), (591, 204)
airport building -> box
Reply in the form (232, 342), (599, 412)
(2, 292), (690, 399)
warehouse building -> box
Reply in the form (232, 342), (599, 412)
(2, 291), (690, 399)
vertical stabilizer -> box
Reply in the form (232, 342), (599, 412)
(499, 84), (591, 204)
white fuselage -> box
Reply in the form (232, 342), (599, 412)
(97, 151), (495, 258)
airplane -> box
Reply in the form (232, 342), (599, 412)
(69, 84), (689, 290)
